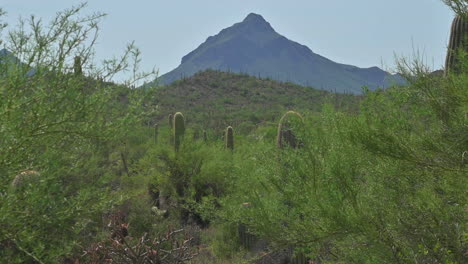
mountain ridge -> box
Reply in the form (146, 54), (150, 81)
(154, 13), (404, 93)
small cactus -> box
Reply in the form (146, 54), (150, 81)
(154, 123), (159, 144)
(173, 112), (185, 152)
(203, 130), (208, 142)
(74, 56), (82, 76)
(277, 111), (303, 149)
(445, 15), (468, 75)
(225, 126), (234, 150)
(193, 129), (200, 140)
(12, 170), (40, 190)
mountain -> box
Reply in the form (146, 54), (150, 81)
(0, 48), (20, 64)
(155, 13), (404, 94)
(152, 70), (360, 132)
(0, 48), (36, 76)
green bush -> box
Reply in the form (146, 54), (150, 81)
(0, 4), (156, 262)
(217, 57), (467, 263)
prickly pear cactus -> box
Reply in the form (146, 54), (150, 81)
(277, 111), (303, 149)
(445, 15), (468, 75)
(225, 126), (234, 150)
(173, 112), (185, 152)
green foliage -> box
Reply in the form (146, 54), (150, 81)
(140, 124), (242, 235)
(1, 3), (466, 264)
(200, 225), (247, 261)
(215, 59), (467, 263)
(0, 4), (157, 263)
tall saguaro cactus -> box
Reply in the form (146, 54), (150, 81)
(277, 111), (303, 149)
(173, 112), (185, 152)
(445, 15), (468, 75)
(276, 111), (308, 264)
(225, 126), (234, 150)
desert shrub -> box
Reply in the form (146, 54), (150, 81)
(217, 55), (467, 263)
(137, 124), (247, 233)
(0, 4), (156, 262)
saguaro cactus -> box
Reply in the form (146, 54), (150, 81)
(173, 112), (185, 152)
(290, 252), (308, 264)
(238, 223), (258, 250)
(168, 114), (173, 127)
(225, 126), (234, 150)
(74, 56), (82, 76)
(238, 203), (258, 250)
(445, 15), (468, 75)
(154, 123), (159, 144)
(277, 111), (303, 149)
(193, 129), (200, 140)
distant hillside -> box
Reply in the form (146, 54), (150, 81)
(154, 13), (404, 94)
(152, 70), (361, 132)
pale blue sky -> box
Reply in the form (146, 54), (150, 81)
(1, 0), (455, 78)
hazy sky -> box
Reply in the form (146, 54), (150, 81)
(1, 0), (455, 78)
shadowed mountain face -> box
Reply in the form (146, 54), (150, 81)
(0, 49), (20, 64)
(157, 13), (404, 94)
(0, 48), (37, 76)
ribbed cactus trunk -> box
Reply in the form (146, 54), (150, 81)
(173, 112), (185, 152)
(238, 223), (257, 250)
(225, 126), (234, 150)
(74, 56), (82, 76)
(276, 111), (308, 264)
(445, 15), (468, 75)
(277, 111), (303, 149)
(290, 252), (308, 264)
(168, 114), (173, 127)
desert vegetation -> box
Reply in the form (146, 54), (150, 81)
(0, 2), (466, 264)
